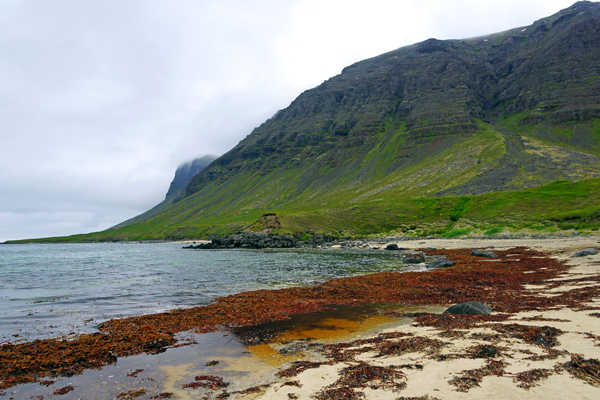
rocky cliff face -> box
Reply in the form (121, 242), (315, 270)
(112, 155), (216, 229)
(165, 155), (216, 201)
(187, 1), (600, 196)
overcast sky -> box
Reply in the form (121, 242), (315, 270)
(0, 0), (576, 241)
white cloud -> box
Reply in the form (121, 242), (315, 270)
(41, 78), (133, 114)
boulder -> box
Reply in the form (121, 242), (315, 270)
(471, 249), (497, 258)
(385, 243), (400, 251)
(445, 301), (492, 315)
(427, 257), (456, 269)
(572, 248), (598, 257)
(404, 253), (425, 264)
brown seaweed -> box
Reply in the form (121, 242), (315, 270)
(52, 385), (74, 395)
(449, 359), (506, 392)
(2, 247), (596, 390)
(116, 388), (146, 399)
(563, 354), (600, 386)
(276, 361), (329, 378)
(182, 375), (229, 390)
(513, 368), (553, 389)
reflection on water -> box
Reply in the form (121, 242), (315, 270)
(3, 303), (443, 399)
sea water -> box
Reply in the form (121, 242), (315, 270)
(0, 242), (414, 343)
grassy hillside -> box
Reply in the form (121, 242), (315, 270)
(13, 176), (600, 243)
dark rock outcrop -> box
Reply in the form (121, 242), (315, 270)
(185, 232), (298, 249)
(185, 232), (339, 250)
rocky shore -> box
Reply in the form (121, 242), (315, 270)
(182, 231), (596, 251)
(183, 232), (458, 270)
(182, 232), (343, 249)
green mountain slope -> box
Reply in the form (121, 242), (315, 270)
(13, 2), (600, 242)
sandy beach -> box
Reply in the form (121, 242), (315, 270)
(251, 237), (600, 400)
(1, 236), (599, 399)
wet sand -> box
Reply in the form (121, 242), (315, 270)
(1, 236), (599, 399)
(2, 304), (443, 399)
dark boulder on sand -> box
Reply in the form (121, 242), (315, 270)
(385, 243), (400, 251)
(445, 301), (492, 315)
(572, 248), (598, 257)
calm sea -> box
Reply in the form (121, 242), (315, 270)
(0, 242), (416, 343)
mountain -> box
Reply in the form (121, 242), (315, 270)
(16, 2), (600, 242)
(111, 155), (216, 229)
(185, 0), (600, 198)
(165, 155), (217, 202)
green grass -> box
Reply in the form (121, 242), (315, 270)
(442, 228), (471, 238)
(11, 178), (600, 243)
(483, 226), (503, 236)
(449, 197), (470, 222)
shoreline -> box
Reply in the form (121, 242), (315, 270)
(4, 232), (600, 246)
(1, 238), (599, 398)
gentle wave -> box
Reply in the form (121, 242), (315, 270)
(0, 242), (408, 343)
